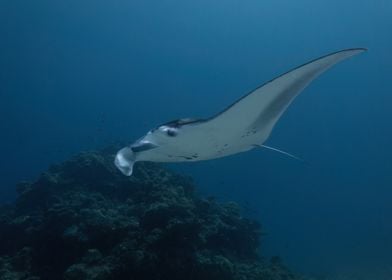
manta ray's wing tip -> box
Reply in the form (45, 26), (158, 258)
(327, 48), (367, 60)
(340, 47), (368, 55)
(348, 47), (367, 51)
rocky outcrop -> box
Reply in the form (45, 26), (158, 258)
(0, 147), (302, 280)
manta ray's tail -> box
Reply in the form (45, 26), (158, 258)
(255, 144), (304, 162)
(115, 147), (136, 176)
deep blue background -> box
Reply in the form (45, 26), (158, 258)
(1, 0), (391, 277)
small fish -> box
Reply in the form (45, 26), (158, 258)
(115, 48), (366, 176)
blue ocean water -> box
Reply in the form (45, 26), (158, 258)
(1, 0), (391, 277)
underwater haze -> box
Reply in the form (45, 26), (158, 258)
(1, 0), (392, 278)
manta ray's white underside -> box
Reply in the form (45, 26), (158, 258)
(115, 48), (366, 176)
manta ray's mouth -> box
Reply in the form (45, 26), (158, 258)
(114, 147), (135, 176)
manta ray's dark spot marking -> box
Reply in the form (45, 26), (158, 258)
(242, 130), (256, 137)
(217, 145), (229, 154)
(177, 156), (193, 160)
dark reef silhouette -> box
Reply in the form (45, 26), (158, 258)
(0, 147), (307, 280)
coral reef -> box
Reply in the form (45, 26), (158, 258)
(0, 147), (303, 280)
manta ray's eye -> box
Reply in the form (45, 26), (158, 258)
(159, 125), (178, 137)
(166, 128), (177, 137)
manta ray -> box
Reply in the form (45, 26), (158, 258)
(115, 48), (366, 176)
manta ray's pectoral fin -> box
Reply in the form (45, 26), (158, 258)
(254, 144), (304, 162)
(207, 48), (366, 141)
